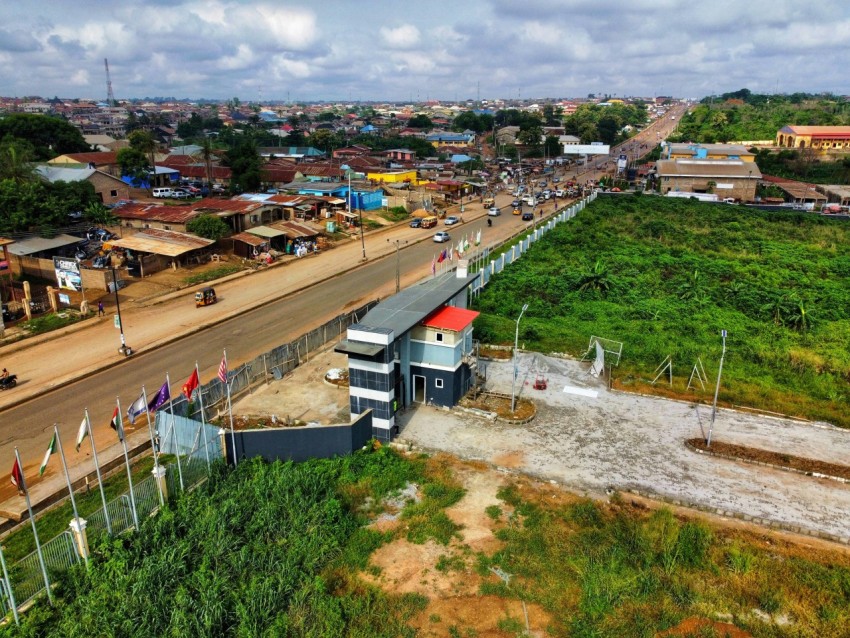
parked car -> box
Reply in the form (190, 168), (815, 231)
(433, 231), (451, 243)
(409, 217), (422, 228)
(444, 215), (461, 225)
(488, 207), (501, 216)
(212, 184), (226, 193)
(555, 189), (565, 197)
(522, 211), (534, 221)
(185, 186), (201, 195)
(152, 187), (173, 198)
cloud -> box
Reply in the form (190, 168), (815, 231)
(380, 24), (421, 49)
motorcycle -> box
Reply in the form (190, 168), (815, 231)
(0, 374), (17, 390)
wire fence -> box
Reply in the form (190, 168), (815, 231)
(0, 299), (381, 620)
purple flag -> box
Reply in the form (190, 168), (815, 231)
(147, 381), (171, 413)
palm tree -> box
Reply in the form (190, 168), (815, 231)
(0, 142), (36, 184)
(577, 260), (612, 295)
(200, 136), (215, 190)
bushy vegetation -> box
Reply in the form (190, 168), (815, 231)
(3, 447), (455, 637)
(479, 486), (850, 637)
(183, 264), (242, 285)
(472, 195), (850, 425)
(672, 88), (850, 144)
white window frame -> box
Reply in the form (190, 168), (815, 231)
(435, 332), (444, 343)
(435, 378), (444, 389)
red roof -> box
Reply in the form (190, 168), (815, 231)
(421, 306), (479, 332)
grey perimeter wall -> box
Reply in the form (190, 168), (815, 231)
(225, 410), (373, 464)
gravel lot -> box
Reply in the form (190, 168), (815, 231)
(397, 352), (850, 543)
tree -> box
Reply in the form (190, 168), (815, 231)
(223, 137), (262, 193)
(117, 146), (151, 187)
(84, 202), (117, 226)
(0, 113), (90, 160)
(308, 129), (344, 153)
(187, 214), (231, 241)
(0, 140), (37, 184)
(200, 136), (216, 187)
(407, 114), (433, 129)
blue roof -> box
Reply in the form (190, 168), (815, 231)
(451, 154), (473, 163)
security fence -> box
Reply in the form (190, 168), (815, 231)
(0, 299), (381, 619)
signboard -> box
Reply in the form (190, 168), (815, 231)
(59, 293), (70, 305)
(561, 144), (611, 155)
(53, 257), (82, 291)
(617, 154), (628, 170)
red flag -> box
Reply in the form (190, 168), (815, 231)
(437, 250), (445, 264)
(109, 406), (125, 442)
(10, 457), (24, 492)
(217, 354), (228, 384)
(183, 368), (199, 399)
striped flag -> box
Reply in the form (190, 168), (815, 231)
(39, 432), (56, 475)
(75, 415), (89, 452)
(110, 407), (124, 442)
(431, 254), (436, 274)
(10, 457), (24, 492)
(218, 354), (228, 384)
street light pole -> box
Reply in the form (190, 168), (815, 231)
(350, 171), (366, 261)
(111, 267), (132, 356)
(707, 329), (727, 447)
(387, 238), (408, 293)
(510, 303), (529, 413)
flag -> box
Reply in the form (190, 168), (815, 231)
(39, 432), (56, 475)
(464, 236), (470, 251)
(110, 406), (124, 442)
(437, 250), (445, 264)
(75, 416), (88, 452)
(475, 229), (481, 245)
(218, 354), (228, 384)
(431, 254), (436, 275)
(183, 368), (199, 399)
(147, 381), (171, 413)
(127, 392), (146, 425)
(10, 458), (24, 492)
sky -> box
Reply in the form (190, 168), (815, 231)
(1, 0), (848, 103)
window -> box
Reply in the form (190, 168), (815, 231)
(435, 378), (444, 389)
(110, 190), (118, 197)
(250, 215), (259, 224)
(435, 332), (444, 342)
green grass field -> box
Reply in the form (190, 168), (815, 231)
(472, 195), (850, 426)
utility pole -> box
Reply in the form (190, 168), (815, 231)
(111, 268), (132, 356)
(707, 329), (727, 447)
(387, 239), (409, 293)
(510, 303), (529, 413)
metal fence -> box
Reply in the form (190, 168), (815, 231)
(0, 299), (382, 619)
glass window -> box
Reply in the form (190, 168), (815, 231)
(435, 378), (444, 388)
(436, 333), (444, 342)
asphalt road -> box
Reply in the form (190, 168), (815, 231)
(0, 197), (546, 506)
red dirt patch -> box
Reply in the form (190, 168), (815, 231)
(658, 616), (752, 637)
(491, 451), (525, 469)
(687, 438), (850, 480)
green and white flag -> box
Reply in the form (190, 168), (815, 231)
(39, 432), (56, 475)
(75, 415), (89, 452)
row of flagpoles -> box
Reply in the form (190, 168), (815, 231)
(3, 349), (238, 620)
(431, 229), (482, 276)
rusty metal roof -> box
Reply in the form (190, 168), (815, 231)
(110, 228), (214, 257)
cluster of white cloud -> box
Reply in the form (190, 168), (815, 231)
(0, 0), (847, 100)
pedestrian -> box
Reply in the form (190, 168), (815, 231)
(97, 301), (105, 317)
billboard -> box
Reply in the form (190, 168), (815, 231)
(561, 144), (611, 155)
(53, 257), (82, 291)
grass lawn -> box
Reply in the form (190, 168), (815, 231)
(472, 195), (850, 426)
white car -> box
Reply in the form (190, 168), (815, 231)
(555, 189), (565, 197)
(488, 207), (501, 216)
(433, 231), (451, 243)
(444, 215), (461, 225)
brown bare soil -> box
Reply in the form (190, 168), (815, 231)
(658, 616), (753, 637)
(687, 438), (850, 480)
(479, 346), (512, 360)
(212, 414), (307, 430)
(459, 392), (536, 420)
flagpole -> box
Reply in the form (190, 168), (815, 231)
(52, 424), (87, 564)
(115, 398), (139, 529)
(195, 362), (211, 472)
(223, 349), (238, 467)
(142, 385), (165, 506)
(84, 409), (111, 536)
(0, 542), (19, 625)
(14, 448), (53, 604)
(165, 373), (184, 491)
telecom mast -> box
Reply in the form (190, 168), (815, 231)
(104, 58), (115, 106)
